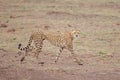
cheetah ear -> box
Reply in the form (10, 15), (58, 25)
(71, 30), (76, 34)
(72, 30), (80, 34)
(67, 24), (80, 33)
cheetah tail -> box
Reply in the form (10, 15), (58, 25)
(18, 43), (24, 51)
(18, 35), (33, 51)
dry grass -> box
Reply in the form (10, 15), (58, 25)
(0, 0), (120, 55)
(0, 0), (120, 80)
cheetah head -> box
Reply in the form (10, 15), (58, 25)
(71, 30), (80, 38)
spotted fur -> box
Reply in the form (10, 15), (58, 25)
(18, 30), (82, 65)
(18, 31), (46, 61)
(44, 30), (82, 65)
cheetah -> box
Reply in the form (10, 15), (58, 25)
(18, 30), (83, 65)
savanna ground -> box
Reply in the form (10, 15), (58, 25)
(0, 0), (120, 80)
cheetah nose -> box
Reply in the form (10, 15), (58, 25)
(76, 35), (78, 37)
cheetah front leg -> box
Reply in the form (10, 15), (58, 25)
(55, 47), (64, 63)
(67, 44), (83, 65)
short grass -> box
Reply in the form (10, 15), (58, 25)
(0, 0), (120, 56)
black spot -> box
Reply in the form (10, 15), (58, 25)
(18, 43), (22, 49)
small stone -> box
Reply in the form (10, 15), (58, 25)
(0, 24), (8, 28)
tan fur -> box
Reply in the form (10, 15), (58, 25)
(44, 30), (82, 65)
(18, 31), (46, 60)
(18, 30), (83, 65)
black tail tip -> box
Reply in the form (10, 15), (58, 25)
(18, 43), (22, 49)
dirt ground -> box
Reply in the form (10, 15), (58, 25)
(0, 0), (120, 80)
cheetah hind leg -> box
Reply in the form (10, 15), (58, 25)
(20, 46), (35, 63)
(20, 51), (28, 63)
(34, 41), (43, 59)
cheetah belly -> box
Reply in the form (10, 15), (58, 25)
(56, 42), (65, 47)
(50, 40), (65, 48)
